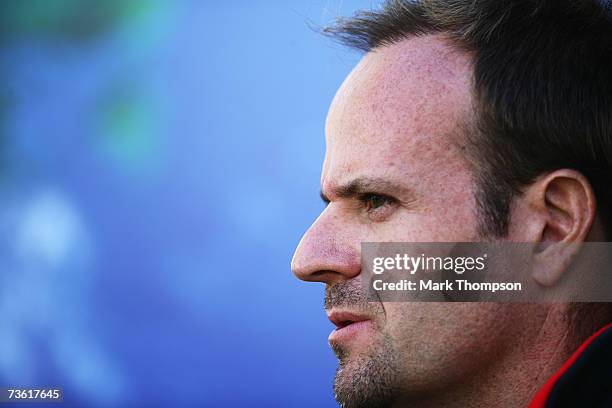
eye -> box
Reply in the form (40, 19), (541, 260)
(360, 193), (396, 213)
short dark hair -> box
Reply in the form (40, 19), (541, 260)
(324, 0), (612, 238)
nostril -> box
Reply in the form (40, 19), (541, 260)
(310, 270), (332, 280)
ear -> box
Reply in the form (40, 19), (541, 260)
(527, 169), (597, 286)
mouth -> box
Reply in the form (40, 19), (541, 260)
(327, 310), (374, 343)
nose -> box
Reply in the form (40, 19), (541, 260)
(291, 208), (361, 284)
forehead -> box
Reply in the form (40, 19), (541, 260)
(323, 34), (474, 191)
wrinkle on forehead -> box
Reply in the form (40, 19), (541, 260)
(323, 34), (474, 186)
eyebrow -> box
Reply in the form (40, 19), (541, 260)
(320, 177), (416, 203)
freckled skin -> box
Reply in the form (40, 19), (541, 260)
(292, 35), (574, 407)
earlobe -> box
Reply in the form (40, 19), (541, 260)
(533, 241), (582, 286)
(531, 170), (596, 287)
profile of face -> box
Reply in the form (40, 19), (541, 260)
(291, 35), (569, 408)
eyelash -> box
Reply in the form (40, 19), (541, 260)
(321, 193), (398, 219)
(358, 193), (396, 213)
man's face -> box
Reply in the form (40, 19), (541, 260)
(292, 35), (542, 407)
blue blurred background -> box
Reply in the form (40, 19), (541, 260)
(0, 0), (374, 406)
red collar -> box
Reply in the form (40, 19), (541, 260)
(529, 323), (612, 408)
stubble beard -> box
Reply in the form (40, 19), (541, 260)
(332, 331), (402, 408)
(326, 282), (402, 408)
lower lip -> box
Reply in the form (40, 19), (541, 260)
(328, 320), (373, 343)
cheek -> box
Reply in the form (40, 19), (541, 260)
(381, 303), (522, 384)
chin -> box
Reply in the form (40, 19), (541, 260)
(332, 335), (401, 408)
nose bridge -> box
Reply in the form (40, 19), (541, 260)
(291, 206), (361, 282)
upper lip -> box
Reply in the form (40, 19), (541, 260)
(327, 310), (371, 329)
